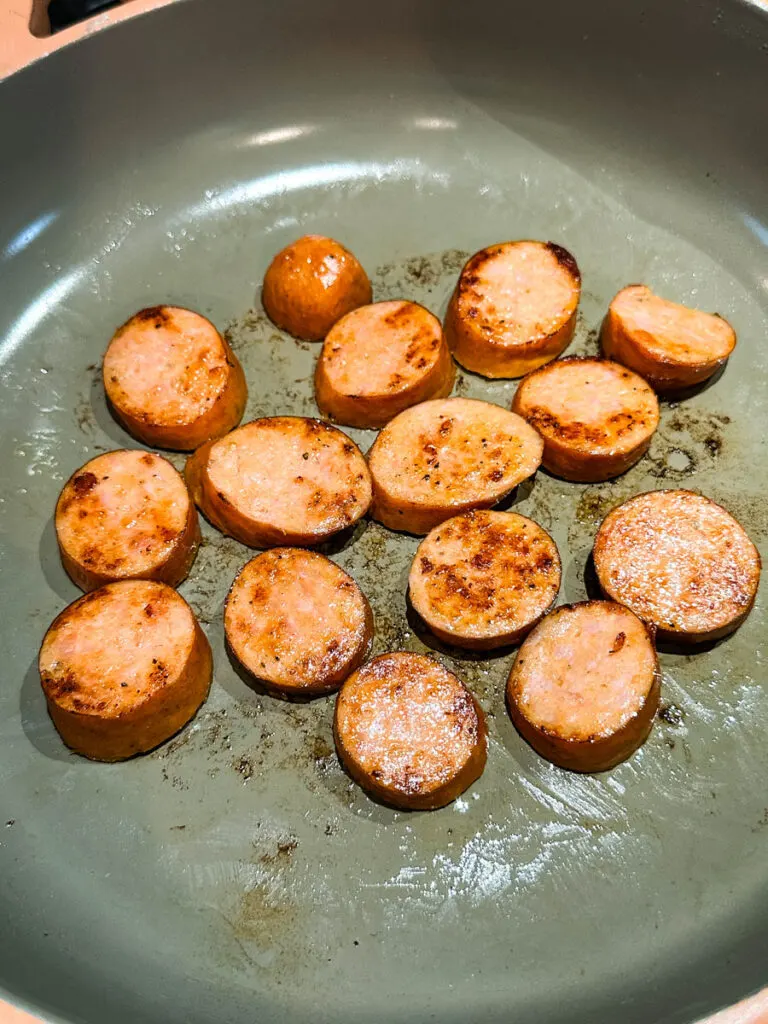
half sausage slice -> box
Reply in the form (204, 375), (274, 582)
(444, 241), (581, 378)
(315, 300), (455, 428)
(409, 510), (561, 649)
(55, 449), (200, 592)
(225, 549), (373, 698)
(185, 417), (372, 547)
(593, 489), (761, 643)
(39, 580), (212, 761)
(334, 652), (487, 810)
(506, 600), (660, 772)
(103, 305), (247, 450)
(367, 397), (543, 534)
(601, 285), (737, 392)
(262, 234), (372, 341)
(511, 357), (659, 481)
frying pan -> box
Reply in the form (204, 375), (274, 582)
(1, 1), (767, 1022)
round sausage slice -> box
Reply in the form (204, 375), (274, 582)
(225, 549), (373, 698)
(103, 306), (247, 450)
(334, 652), (487, 810)
(601, 285), (737, 392)
(368, 397), (543, 534)
(511, 357), (659, 482)
(409, 511), (561, 649)
(506, 601), (660, 772)
(55, 450), (200, 592)
(262, 234), (372, 341)
(444, 241), (581, 378)
(185, 417), (372, 547)
(315, 300), (455, 428)
(38, 580), (212, 761)
(593, 490), (761, 643)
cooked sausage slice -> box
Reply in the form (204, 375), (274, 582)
(368, 397), (543, 534)
(333, 652), (487, 809)
(444, 241), (581, 378)
(103, 306), (247, 450)
(38, 580), (212, 761)
(262, 234), (372, 341)
(185, 417), (372, 547)
(409, 511), (560, 649)
(55, 450), (200, 592)
(593, 490), (761, 643)
(506, 601), (660, 772)
(225, 549), (373, 698)
(511, 357), (659, 482)
(315, 300), (455, 428)
(601, 285), (737, 392)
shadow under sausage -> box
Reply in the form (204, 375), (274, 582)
(19, 657), (74, 763)
(314, 519), (368, 557)
(224, 637), (330, 705)
(89, 363), (138, 450)
(404, 590), (518, 665)
(658, 360), (728, 404)
(39, 514), (79, 604)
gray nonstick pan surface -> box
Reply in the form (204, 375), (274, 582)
(0, 1), (767, 1022)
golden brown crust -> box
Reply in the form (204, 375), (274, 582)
(511, 357), (660, 482)
(367, 398), (543, 534)
(224, 549), (373, 698)
(593, 490), (761, 643)
(333, 652), (487, 809)
(39, 581), (212, 761)
(103, 306), (247, 451)
(315, 300), (455, 428)
(262, 234), (372, 342)
(444, 241), (581, 378)
(506, 601), (660, 772)
(185, 417), (372, 548)
(601, 285), (736, 392)
(55, 450), (200, 592)
(408, 510), (561, 649)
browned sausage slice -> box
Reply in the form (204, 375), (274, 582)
(367, 397), (543, 534)
(601, 285), (736, 392)
(334, 652), (487, 809)
(593, 490), (761, 643)
(506, 600), (660, 772)
(38, 580), (212, 761)
(409, 510), (561, 649)
(185, 417), (372, 547)
(225, 549), (373, 697)
(315, 300), (455, 428)
(103, 305), (247, 450)
(511, 357), (660, 482)
(262, 234), (372, 341)
(444, 241), (581, 378)
(55, 449), (200, 592)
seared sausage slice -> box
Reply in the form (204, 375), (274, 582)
(511, 357), (659, 482)
(262, 234), (372, 341)
(103, 306), (247, 450)
(38, 580), (212, 761)
(55, 450), (200, 592)
(185, 417), (372, 547)
(444, 241), (581, 378)
(315, 300), (455, 428)
(334, 652), (487, 810)
(593, 490), (761, 643)
(409, 510), (560, 649)
(225, 549), (373, 698)
(507, 601), (660, 772)
(367, 397), (543, 534)
(601, 285), (736, 392)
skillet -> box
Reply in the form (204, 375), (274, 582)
(0, 1), (767, 1021)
